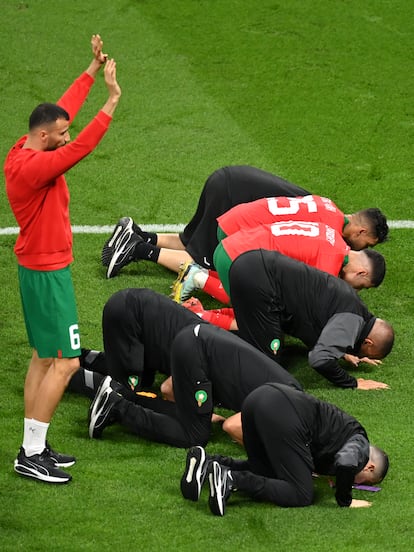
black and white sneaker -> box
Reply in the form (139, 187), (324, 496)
(14, 447), (72, 484)
(101, 217), (133, 267)
(45, 442), (76, 468)
(208, 461), (234, 516)
(88, 376), (120, 438)
(102, 217), (143, 278)
(131, 221), (146, 238)
(180, 446), (211, 501)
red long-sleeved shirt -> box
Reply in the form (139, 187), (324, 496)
(217, 195), (345, 236)
(4, 72), (112, 270)
(222, 221), (350, 277)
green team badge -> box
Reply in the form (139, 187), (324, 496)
(128, 375), (139, 390)
(270, 339), (281, 354)
(195, 390), (208, 407)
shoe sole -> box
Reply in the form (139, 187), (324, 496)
(101, 243), (114, 267)
(88, 375), (113, 438)
(102, 217), (133, 267)
(14, 461), (71, 484)
(108, 217), (133, 248)
(106, 223), (137, 279)
(52, 459), (76, 468)
(180, 446), (206, 501)
(208, 462), (225, 516)
(46, 441), (76, 468)
(102, 217), (133, 270)
(171, 262), (192, 303)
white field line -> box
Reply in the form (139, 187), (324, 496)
(0, 220), (413, 236)
(0, 224), (185, 235)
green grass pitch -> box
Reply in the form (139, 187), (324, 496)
(0, 1), (413, 551)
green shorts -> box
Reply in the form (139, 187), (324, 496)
(212, 243), (233, 296)
(18, 265), (81, 359)
(216, 225), (227, 243)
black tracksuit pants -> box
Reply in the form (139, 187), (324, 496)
(231, 383), (316, 507)
(113, 324), (302, 448)
(180, 166), (309, 268)
(229, 249), (287, 360)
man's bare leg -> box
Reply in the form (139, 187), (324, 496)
(157, 248), (194, 273)
(160, 376), (175, 402)
(25, 352), (80, 423)
(156, 233), (186, 250)
(22, 351), (79, 452)
(222, 412), (244, 446)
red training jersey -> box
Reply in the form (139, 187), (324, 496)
(4, 72), (113, 270)
(217, 195), (345, 236)
(222, 221), (350, 276)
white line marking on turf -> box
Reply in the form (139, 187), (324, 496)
(388, 221), (414, 228)
(0, 221), (413, 236)
(0, 224), (186, 235)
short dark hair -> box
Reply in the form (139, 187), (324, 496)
(375, 319), (395, 359)
(358, 208), (389, 243)
(29, 103), (69, 130)
(371, 445), (389, 483)
(364, 249), (386, 287)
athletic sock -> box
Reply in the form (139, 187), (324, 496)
(22, 418), (50, 456)
(193, 269), (209, 289)
(210, 455), (250, 471)
(133, 241), (161, 262)
(132, 223), (157, 245)
(80, 349), (107, 374)
(203, 273), (230, 303)
(67, 368), (105, 399)
(145, 232), (158, 245)
(201, 309), (234, 330)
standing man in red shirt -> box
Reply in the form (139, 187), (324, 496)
(4, 35), (122, 484)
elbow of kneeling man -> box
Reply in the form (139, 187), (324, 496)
(308, 352), (322, 369)
(308, 351), (332, 372)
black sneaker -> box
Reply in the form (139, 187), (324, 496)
(101, 216), (133, 267)
(88, 376), (120, 438)
(106, 231), (143, 278)
(14, 447), (72, 484)
(102, 217), (143, 278)
(208, 461), (234, 516)
(131, 221), (145, 238)
(180, 446), (211, 501)
(45, 442), (76, 468)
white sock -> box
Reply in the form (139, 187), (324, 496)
(22, 418), (50, 456)
(194, 270), (208, 289)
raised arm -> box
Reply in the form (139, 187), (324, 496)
(86, 33), (108, 79)
(57, 34), (112, 120)
(101, 58), (121, 117)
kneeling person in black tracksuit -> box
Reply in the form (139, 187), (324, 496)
(88, 321), (302, 449)
(68, 288), (209, 400)
(181, 383), (389, 515)
(229, 250), (394, 390)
